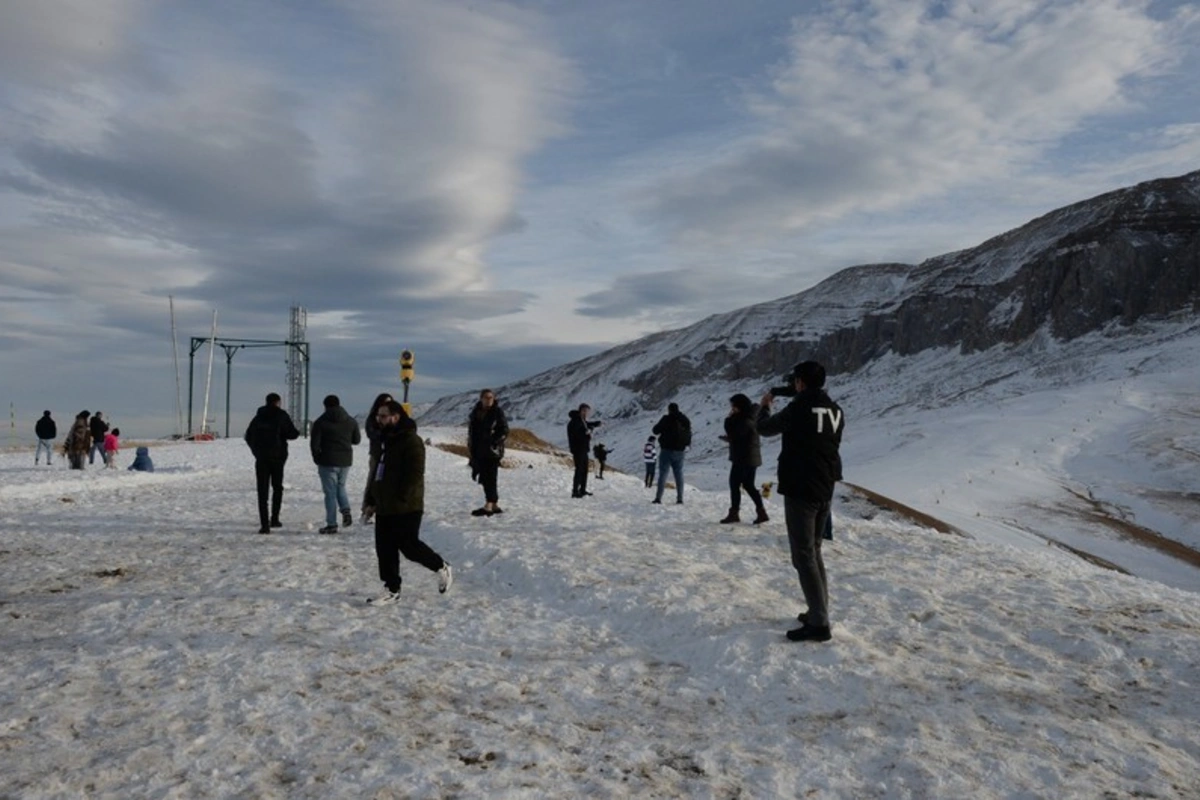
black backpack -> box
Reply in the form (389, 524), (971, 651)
(676, 418), (692, 448)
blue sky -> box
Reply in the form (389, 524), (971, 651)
(2, 0), (1198, 436)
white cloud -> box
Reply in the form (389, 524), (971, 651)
(642, 0), (1183, 242)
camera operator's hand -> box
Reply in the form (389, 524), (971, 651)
(760, 390), (775, 408)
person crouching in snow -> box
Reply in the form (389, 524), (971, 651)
(128, 446), (155, 472)
(362, 400), (452, 604)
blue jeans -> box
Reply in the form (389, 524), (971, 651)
(655, 449), (685, 503)
(89, 439), (105, 464)
(36, 439), (55, 464)
(318, 465), (351, 526)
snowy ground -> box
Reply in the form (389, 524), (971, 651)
(2, 434), (1199, 798)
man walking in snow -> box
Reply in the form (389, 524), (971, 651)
(35, 410), (57, 465)
(310, 394), (362, 534)
(757, 361), (844, 643)
(244, 393), (301, 534)
(362, 400), (452, 604)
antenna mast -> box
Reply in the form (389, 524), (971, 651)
(200, 310), (218, 436)
(287, 306), (308, 432)
(169, 296), (183, 437)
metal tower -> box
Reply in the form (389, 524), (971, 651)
(287, 306), (308, 431)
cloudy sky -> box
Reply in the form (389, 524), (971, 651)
(2, 0), (1199, 436)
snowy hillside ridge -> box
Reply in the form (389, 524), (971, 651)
(3, 438), (1200, 797)
(422, 169), (1200, 425)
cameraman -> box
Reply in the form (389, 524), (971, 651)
(758, 361), (845, 643)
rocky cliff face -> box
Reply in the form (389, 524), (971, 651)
(422, 170), (1200, 425)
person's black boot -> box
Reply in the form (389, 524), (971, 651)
(719, 509), (739, 524)
(786, 624), (832, 642)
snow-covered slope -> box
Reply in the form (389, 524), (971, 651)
(420, 172), (1200, 589)
(2, 439), (1199, 796)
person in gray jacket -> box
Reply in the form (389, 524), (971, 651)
(310, 394), (362, 534)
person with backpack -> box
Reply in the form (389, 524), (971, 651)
(35, 410), (57, 466)
(642, 435), (657, 488)
(757, 361), (845, 643)
(467, 388), (509, 517)
(244, 392), (301, 534)
(651, 402), (691, 505)
(310, 394), (362, 534)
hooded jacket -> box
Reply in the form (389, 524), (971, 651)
(128, 446), (154, 472)
(652, 408), (692, 451)
(244, 404), (301, 461)
(757, 387), (844, 502)
(310, 405), (362, 467)
(36, 414), (57, 440)
(567, 409), (599, 455)
(723, 413), (762, 468)
(65, 418), (91, 455)
(468, 401), (509, 464)
(366, 414), (424, 516)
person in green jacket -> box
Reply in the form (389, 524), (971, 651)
(362, 400), (452, 604)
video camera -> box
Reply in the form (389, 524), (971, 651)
(769, 380), (797, 398)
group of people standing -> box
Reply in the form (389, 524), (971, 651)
(35, 410), (140, 470)
(239, 357), (843, 642)
(561, 360), (846, 644)
(243, 391), (451, 604)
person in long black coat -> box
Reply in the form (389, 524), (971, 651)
(720, 393), (768, 524)
(467, 389), (509, 517)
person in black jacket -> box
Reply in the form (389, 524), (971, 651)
(311, 394), (362, 534)
(88, 411), (109, 465)
(363, 401), (452, 604)
(360, 392), (395, 519)
(651, 402), (691, 505)
(566, 404), (601, 497)
(758, 361), (844, 643)
(244, 392), (301, 534)
(719, 393), (768, 525)
(35, 410), (57, 466)
(467, 388), (509, 517)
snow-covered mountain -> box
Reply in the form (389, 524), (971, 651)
(421, 171), (1200, 590)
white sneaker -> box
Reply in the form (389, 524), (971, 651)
(437, 563), (453, 594)
(367, 590), (400, 605)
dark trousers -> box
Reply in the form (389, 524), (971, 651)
(477, 458), (499, 503)
(783, 497), (830, 627)
(572, 451), (589, 495)
(374, 512), (444, 593)
(254, 458), (285, 526)
(728, 464), (763, 511)
(644, 463), (655, 487)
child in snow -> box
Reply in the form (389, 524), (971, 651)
(104, 428), (120, 468)
(128, 446), (154, 472)
(642, 435), (657, 488)
(593, 443), (611, 479)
